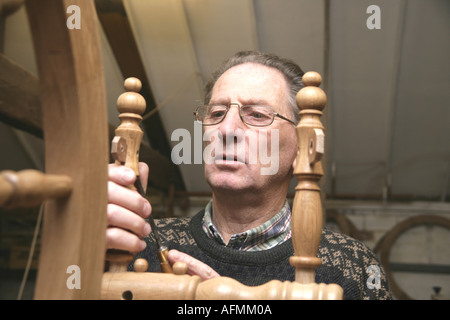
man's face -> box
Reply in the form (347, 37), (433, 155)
(203, 63), (297, 194)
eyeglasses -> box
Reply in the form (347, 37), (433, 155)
(193, 103), (296, 127)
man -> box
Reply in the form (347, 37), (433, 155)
(106, 51), (391, 300)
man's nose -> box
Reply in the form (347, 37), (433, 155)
(217, 105), (243, 132)
(217, 105), (245, 145)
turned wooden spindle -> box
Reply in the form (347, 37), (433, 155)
(0, 169), (72, 208)
(112, 77), (146, 175)
(106, 77), (146, 272)
(101, 272), (342, 300)
(289, 71), (327, 284)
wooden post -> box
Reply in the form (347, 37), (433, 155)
(106, 77), (146, 272)
(26, 0), (109, 299)
(289, 72), (327, 284)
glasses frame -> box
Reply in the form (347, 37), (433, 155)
(193, 103), (296, 127)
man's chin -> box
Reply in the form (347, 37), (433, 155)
(206, 174), (253, 194)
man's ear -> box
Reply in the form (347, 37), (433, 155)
(291, 152), (297, 170)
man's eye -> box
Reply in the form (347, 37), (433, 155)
(249, 111), (271, 120)
(250, 112), (265, 119)
(210, 111), (226, 118)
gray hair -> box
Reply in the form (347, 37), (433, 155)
(203, 51), (305, 124)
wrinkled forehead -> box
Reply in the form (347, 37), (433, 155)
(210, 63), (290, 114)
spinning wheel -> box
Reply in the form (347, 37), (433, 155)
(0, 0), (342, 300)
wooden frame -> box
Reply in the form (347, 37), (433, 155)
(26, 0), (108, 299)
(0, 0), (342, 300)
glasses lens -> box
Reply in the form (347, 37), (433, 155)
(241, 105), (274, 126)
(196, 105), (228, 125)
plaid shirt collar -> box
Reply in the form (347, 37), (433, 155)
(201, 200), (292, 251)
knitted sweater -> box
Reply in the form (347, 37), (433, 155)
(133, 210), (392, 300)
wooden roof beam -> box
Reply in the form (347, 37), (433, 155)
(0, 53), (181, 192)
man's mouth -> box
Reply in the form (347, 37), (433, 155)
(214, 154), (245, 164)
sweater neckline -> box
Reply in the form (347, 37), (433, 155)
(189, 210), (294, 266)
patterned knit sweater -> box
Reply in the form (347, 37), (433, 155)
(133, 210), (392, 300)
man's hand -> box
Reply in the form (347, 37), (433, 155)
(168, 249), (220, 281)
(105, 162), (219, 280)
(105, 162), (151, 253)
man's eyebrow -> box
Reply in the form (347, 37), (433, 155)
(241, 99), (271, 106)
(208, 99), (272, 106)
(208, 99), (230, 105)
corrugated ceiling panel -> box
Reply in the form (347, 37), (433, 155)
(124, 0), (207, 191)
(327, 1), (405, 196)
(254, 0), (325, 75)
(390, 0), (450, 198)
(183, 0), (259, 82)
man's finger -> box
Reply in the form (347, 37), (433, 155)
(138, 162), (149, 192)
(105, 227), (147, 252)
(107, 181), (151, 218)
(108, 163), (137, 185)
(107, 203), (151, 238)
(167, 249), (220, 281)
